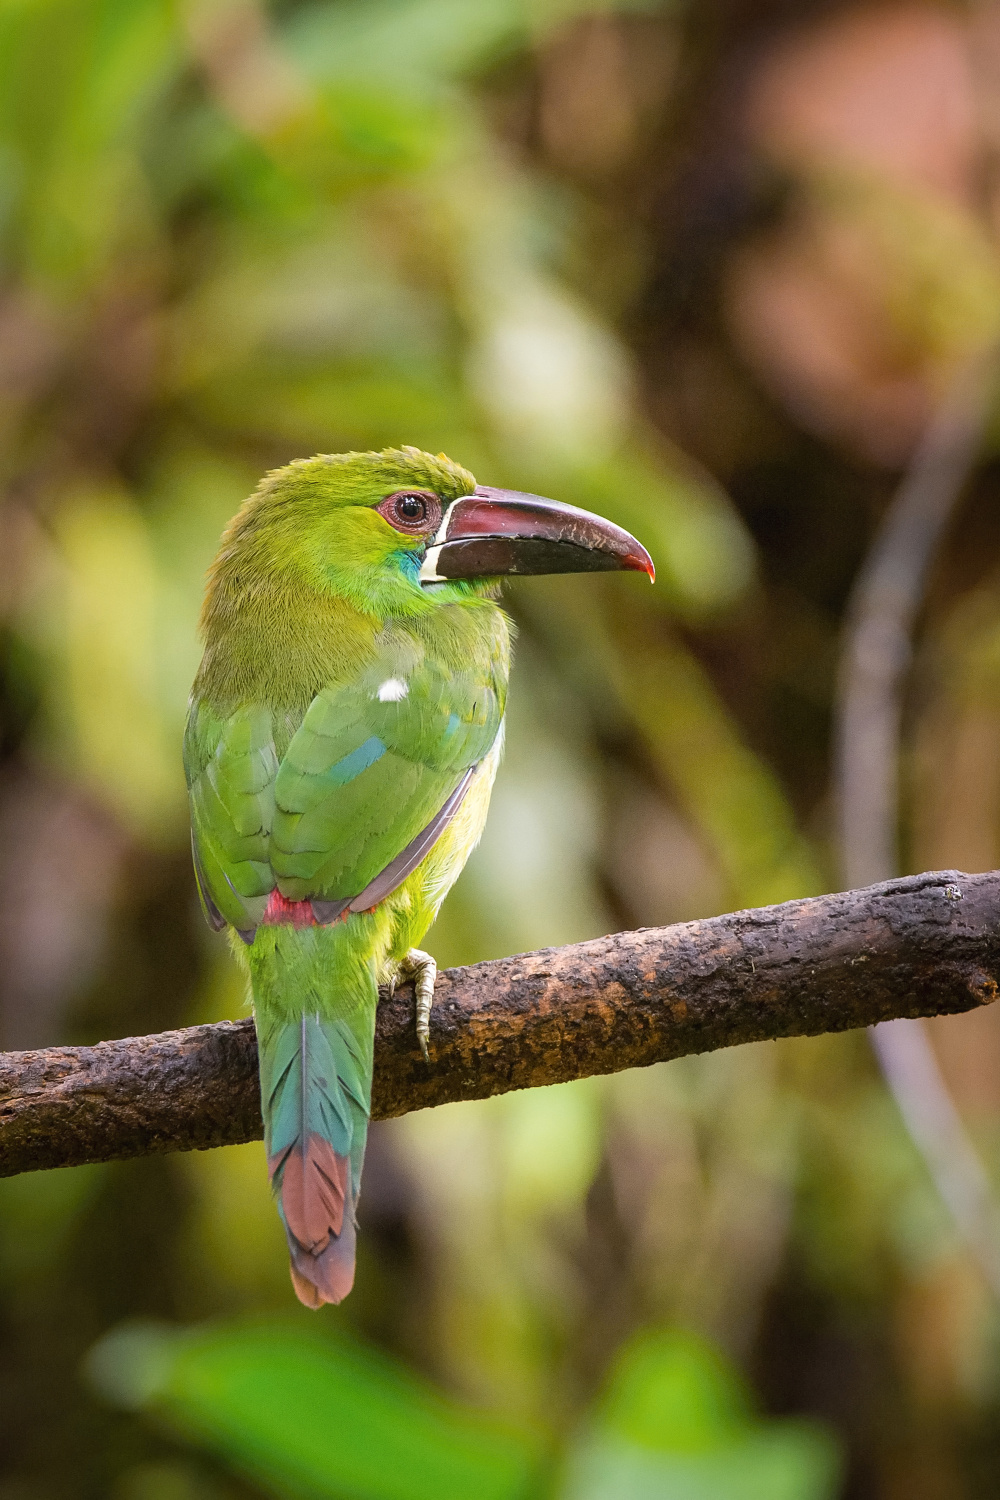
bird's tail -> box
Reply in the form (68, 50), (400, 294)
(248, 924), (376, 1308)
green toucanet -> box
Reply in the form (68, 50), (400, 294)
(185, 446), (653, 1307)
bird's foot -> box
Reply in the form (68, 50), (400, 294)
(390, 948), (437, 1062)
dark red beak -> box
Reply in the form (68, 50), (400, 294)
(419, 486), (654, 584)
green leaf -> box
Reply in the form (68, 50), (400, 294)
(557, 1331), (842, 1500)
(560, 1429), (842, 1500)
(86, 1319), (542, 1500)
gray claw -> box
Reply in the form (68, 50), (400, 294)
(397, 948), (437, 1062)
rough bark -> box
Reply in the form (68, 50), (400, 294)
(1, 869), (997, 1178)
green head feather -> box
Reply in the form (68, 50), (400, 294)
(194, 446), (500, 710)
(203, 446), (478, 622)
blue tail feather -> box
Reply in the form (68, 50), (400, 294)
(250, 927), (376, 1307)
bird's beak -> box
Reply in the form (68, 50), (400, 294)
(419, 485), (654, 584)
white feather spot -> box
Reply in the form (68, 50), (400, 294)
(377, 678), (409, 702)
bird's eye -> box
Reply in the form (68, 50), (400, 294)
(376, 489), (442, 535)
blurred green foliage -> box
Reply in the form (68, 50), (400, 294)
(84, 1319), (839, 1500)
(561, 1330), (840, 1500)
(86, 1319), (541, 1500)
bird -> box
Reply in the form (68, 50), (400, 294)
(185, 446), (653, 1307)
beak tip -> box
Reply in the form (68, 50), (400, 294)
(625, 548), (655, 582)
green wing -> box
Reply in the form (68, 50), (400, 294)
(185, 631), (504, 927)
(184, 700), (278, 930)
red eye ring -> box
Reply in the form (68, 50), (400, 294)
(376, 489), (442, 536)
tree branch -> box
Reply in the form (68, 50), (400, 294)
(2, 868), (998, 1178)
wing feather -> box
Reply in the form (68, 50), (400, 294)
(186, 621), (505, 926)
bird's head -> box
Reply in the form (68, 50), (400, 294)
(210, 446), (653, 617)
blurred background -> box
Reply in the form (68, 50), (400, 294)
(4, 0), (1000, 1495)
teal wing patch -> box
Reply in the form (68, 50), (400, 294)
(270, 635), (504, 901)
